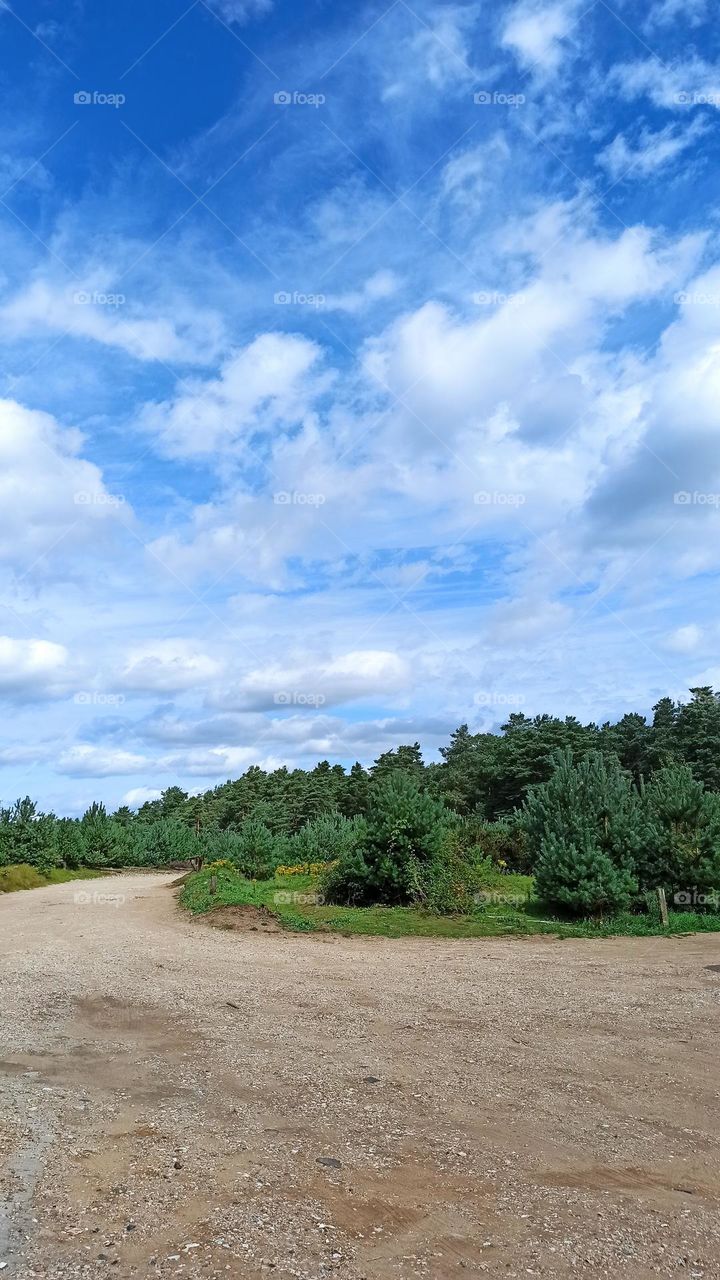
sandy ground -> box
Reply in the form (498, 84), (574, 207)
(1, 874), (720, 1279)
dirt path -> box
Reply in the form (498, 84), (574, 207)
(1, 874), (719, 1279)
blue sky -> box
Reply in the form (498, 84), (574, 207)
(1, 0), (720, 814)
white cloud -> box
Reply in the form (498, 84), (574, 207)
(0, 279), (225, 365)
(382, 4), (480, 99)
(120, 641), (223, 694)
(0, 398), (128, 566)
(646, 0), (707, 27)
(206, 0), (273, 24)
(214, 649), (412, 710)
(324, 270), (401, 314)
(141, 332), (325, 460)
(501, 0), (581, 74)
(122, 786), (162, 808)
(666, 624), (703, 653)
(613, 57), (720, 111)
(56, 745), (150, 777)
(597, 118), (707, 181)
(0, 636), (70, 700)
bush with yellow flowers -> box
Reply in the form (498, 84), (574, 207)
(275, 860), (338, 877)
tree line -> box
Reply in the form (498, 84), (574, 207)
(2, 687), (720, 917)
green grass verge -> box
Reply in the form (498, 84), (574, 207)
(180, 866), (720, 939)
(0, 864), (107, 893)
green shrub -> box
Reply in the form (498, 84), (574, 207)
(324, 771), (455, 906)
(525, 750), (640, 916)
(638, 766), (720, 900)
(0, 864), (48, 892)
(289, 813), (366, 865)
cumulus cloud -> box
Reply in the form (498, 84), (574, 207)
(0, 399), (128, 567)
(212, 649), (412, 711)
(501, 0), (581, 74)
(0, 636), (71, 701)
(324, 270), (401, 314)
(665, 624), (703, 653)
(120, 641), (223, 694)
(140, 332), (325, 460)
(56, 745), (150, 777)
(0, 279), (225, 365)
(122, 786), (162, 808)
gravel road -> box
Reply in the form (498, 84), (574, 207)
(1, 873), (720, 1279)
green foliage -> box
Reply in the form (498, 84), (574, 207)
(639, 765), (720, 899)
(324, 771), (454, 906)
(2, 685), (720, 922)
(0, 864), (104, 893)
(181, 866), (720, 939)
(525, 751), (640, 915)
(290, 812), (366, 866)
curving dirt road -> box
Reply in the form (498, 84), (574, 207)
(1, 873), (720, 1279)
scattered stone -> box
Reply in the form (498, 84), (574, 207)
(316, 1157), (342, 1169)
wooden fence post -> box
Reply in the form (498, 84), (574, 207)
(657, 887), (669, 928)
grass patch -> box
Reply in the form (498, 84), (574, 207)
(0, 864), (106, 894)
(180, 866), (720, 939)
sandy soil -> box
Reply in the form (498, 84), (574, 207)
(1, 873), (720, 1279)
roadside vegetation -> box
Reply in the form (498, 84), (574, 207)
(0, 865), (103, 894)
(3, 686), (720, 933)
(180, 864), (720, 939)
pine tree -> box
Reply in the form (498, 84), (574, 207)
(675, 688), (720, 791)
(339, 762), (370, 817)
(525, 751), (640, 916)
(325, 772), (452, 906)
(640, 765), (720, 898)
(600, 713), (651, 786)
(371, 743), (425, 783)
(54, 818), (86, 869)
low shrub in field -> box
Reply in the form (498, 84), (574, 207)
(461, 816), (531, 873)
(0, 864), (102, 893)
(323, 772), (457, 907)
(0, 864), (48, 892)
